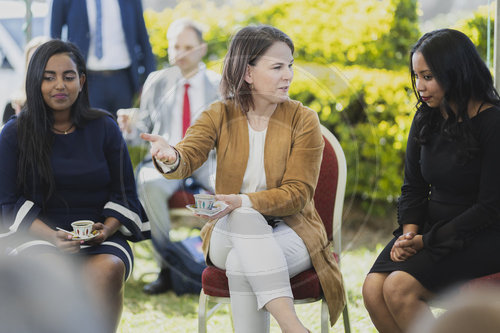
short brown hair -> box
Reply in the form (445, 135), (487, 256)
(220, 25), (294, 113)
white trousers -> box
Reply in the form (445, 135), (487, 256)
(209, 207), (312, 333)
(137, 154), (215, 268)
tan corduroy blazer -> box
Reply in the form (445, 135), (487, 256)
(160, 99), (346, 325)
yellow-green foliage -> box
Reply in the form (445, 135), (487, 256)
(290, 62), (415, 205)
(244, 0), (419, 69)
(144, 0), (419, 70)
(141, 0), (419, 210)
(453, 3), (495, 67)
(246, 0), (393, 63)
(144, 0), (243, 66)
(142, 1), (496, 209)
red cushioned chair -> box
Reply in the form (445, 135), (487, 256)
(197, 124), (351, 333)
(462, 273), (500, 290)
(168, 190), (196, 217)
(430, 272), (500, 309)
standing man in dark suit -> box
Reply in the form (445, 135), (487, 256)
(49, 0), (156, 116)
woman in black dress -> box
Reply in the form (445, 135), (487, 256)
(363, 29), (500, 332)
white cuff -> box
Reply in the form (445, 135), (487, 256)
(156, 156), (180, 173)
(239, 194), (252, 208)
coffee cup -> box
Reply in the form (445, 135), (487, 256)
(194, 194), (215, 211)
(71, 220), (94, 238)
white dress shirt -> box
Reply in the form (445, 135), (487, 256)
(86, 0), (131, 70)
(168, 70), (206, 145)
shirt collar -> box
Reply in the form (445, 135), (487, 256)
(180, 63), (206, 87)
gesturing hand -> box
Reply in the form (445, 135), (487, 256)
(140, 133), (177, 164)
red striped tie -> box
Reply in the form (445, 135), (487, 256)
(182, 83), (191, 137)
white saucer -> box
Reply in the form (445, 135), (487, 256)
(186, 201), (228, 217)
(72, 231), (100, 241)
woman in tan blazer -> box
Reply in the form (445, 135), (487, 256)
(142, 25), (345, 332)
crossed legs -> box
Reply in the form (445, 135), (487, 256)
(209, 207), (311, 333)
(363, 271), (434, 333)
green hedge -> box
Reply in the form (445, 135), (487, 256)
(144, 0), (419, 70)
(289, 62), (414, 209)
(141, 0), (492, 214)
(454, 3), (495, 67)
(241, 0), (419, 70)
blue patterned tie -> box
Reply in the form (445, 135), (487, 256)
(95, 0), (103, 59)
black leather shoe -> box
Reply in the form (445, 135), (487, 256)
(143, 268), (171, 295)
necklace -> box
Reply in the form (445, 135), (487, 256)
(52, 123), (74, 135)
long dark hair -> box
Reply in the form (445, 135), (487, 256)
(410, 29), (500, 161)
(220, 25), (294, 113)
(17, 39), (107, 205)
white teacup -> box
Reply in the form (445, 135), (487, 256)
(194, 194), (215, 211)
(71, 220), (94, 238)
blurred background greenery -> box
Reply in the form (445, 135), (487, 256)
(122, 0), (495, 331)
(136, 0), (494, 221)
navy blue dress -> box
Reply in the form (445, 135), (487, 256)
(0, 115), (150, 280)
(370, 107), (500, 292)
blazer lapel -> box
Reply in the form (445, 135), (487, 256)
(217, 105), (249, 195)
(264, 103), (292, 189)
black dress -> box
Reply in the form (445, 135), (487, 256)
(369, 106), (500, 293)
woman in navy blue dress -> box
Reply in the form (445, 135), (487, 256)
(0, 40), (149, 331)
(363, 29), (500, 332)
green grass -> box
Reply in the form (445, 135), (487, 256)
(119, 228), (382, 333)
